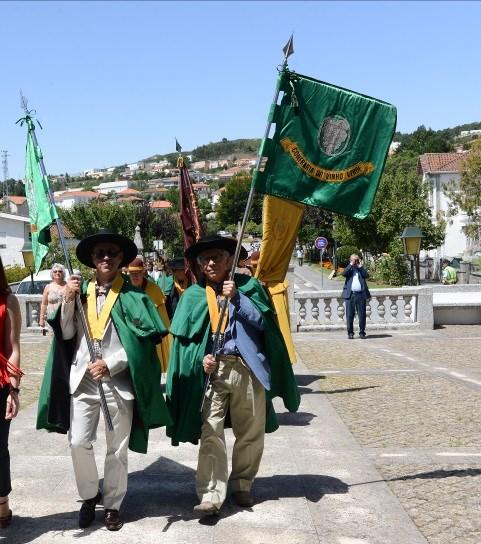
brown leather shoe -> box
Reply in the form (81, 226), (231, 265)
(193, 501), (219, 517)
(0, 509), (12, 529)
(232, 491), (254, 508)
(104, 509), (123, 531)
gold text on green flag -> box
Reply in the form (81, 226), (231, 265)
(253, 71), (397, 219)
(24, 119), (59, 272)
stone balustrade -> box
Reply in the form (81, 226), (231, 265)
(294, 287), (434, 332)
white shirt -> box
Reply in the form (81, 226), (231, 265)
(61, 295), (134, 400)
(351, 270), (363, 292)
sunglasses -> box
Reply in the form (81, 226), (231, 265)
(52, 270), (63, 274)
(92, 248), (121, 259)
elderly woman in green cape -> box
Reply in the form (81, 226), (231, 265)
(166, 235), (300, 517)
(37, 229), (171, 531)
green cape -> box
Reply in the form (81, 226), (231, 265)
(37, 279), (172, 454)
(165, 274), (300, 446)
(157, 273), (174, 296)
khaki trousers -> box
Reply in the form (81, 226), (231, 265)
(196, 357), (266, 509)
(68, 374), (134, 510)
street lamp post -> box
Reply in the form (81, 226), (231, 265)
(21, 240), (35, 294)
(400, 226), (424, 286)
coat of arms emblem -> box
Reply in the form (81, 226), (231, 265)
(318, 115), (350, 156)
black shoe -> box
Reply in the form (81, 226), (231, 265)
(104, 509), (123, 531)
(348, 333), (354, 339)
(78, 491), (102, 528)
(359, 332), (367, 339)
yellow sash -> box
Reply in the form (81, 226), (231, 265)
(86, 274), (124, 340)
(174, 278), (188, 296)
(206, 284), (228, 334)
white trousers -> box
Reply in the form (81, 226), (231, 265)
(68, 374), (134, 510)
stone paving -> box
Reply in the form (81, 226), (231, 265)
(4, 324), (481, 542)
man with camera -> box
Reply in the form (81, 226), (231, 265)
(342, 254), (371, 339)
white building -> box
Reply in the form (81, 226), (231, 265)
(54, 190), (104, 210)
(0, 213), (31, 267)
(93, 180), (130, 194)
(5, 196), (28, 217)
(417, 152), (470, 258)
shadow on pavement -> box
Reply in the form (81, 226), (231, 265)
(5, 460), (349, 538)
(255, 474), (349, 503)
(296, 375), (326, 387)
(321, 386), (380, 394)
(277, 411), (316, 426)
(0, 509), (104, 544)
(351, 467), (481, 489)
(362, 334), (392, 339)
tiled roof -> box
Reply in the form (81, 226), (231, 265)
(7, 196), (27, 205)
(55, 191), (103, 200)
(150, 200), (172, 209)
(417, 153), (467, 175)
(118, 188), (141, 194)
(49, 223), (74, 239)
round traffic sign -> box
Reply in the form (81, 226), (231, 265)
(315, 236), (328, 250)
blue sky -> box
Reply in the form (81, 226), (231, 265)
(1, 1), (480, 178)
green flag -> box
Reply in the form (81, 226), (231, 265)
(24, 117), (59, 272)
(253, 70), (397, 219)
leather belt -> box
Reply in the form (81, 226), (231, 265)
(216, 354), (244, 364)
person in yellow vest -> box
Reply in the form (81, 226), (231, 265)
(441, 259), (458, 285)
(127, 257), (172, 372)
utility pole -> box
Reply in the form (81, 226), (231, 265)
(1, 150), (9, 199)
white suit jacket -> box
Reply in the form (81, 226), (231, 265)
(61, 299), (134, 400)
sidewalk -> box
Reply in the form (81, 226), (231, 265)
(8, 326), (481, 543)
(293, 262), (342, 291)
(3, 336), (428, 544)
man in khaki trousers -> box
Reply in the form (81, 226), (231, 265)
(186, 236), (271, 516)
(166, 235), (300, 517)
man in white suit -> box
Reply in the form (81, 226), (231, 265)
(55, 229), (171, 531)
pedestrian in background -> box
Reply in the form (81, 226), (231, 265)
(342, 254), (370, 339)
(441, 259), (458, 285)
(39, 263), (67, 329)
(296, 247), (304, 267)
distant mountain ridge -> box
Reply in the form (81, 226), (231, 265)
(142, 138), (261, 164)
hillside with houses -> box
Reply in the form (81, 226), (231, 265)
(1, 127), (481, 272)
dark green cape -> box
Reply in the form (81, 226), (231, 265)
(165, 274), (300, 446)
(36, 280), (172, 454)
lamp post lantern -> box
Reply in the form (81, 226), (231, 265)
(400, 226), (423, 286)
(21, 240), (35, 294)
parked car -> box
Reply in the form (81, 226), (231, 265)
(15, 270), (52, 295)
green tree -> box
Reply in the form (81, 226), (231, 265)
(60, 200), (140, 240)
(198, 197), (213, 219)
(165, 188), (179, 209)
(298, 207), (333, 247)
(444, 139), (481, 242)
(333, 152), (445, 254)
(216, 173), (262, 227)
(398, 125), (454, 154)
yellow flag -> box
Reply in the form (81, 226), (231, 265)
(255, 195), (304, 363)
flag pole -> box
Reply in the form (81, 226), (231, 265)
(200, 36), (294, 411)
(19, 94), (114, 431)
